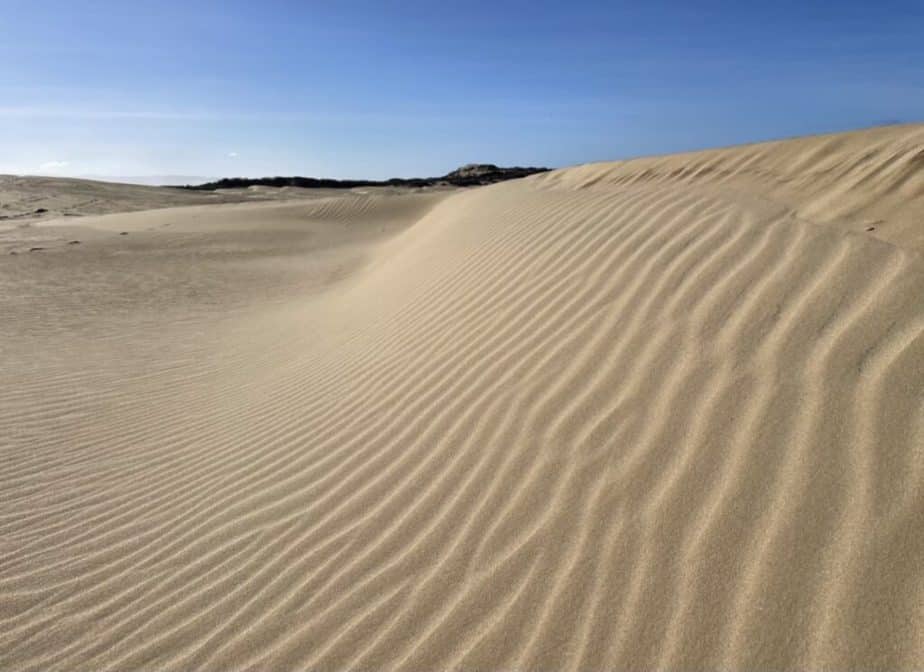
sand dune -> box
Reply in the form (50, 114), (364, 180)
(0, 175), (233, 223)
(2, 125), (923, 670)
(0, 173), (393, 228)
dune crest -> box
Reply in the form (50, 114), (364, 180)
(2, 125), (923, 670)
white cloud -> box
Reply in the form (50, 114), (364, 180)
(38, 160), (69, 172)
(227, 152), (239, 158)
(0, 106), (223, 121)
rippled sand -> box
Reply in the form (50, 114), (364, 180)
(2, 124), (923, 670)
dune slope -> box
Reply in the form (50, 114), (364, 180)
(2, 125), (924, 670)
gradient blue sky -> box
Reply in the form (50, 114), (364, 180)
(2, 0), (922, 180)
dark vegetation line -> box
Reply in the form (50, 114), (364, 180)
(178, 164), (551, 191)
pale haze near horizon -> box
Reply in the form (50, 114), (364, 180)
(2, 0), (922, 181)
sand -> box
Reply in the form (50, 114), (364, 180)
(2, 124), (923, 670)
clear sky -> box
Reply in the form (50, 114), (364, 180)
(2, 0), (922, 180)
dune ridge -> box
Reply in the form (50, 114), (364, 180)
(2, 125), (923, 670)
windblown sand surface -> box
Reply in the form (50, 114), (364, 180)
(0, 173), (388, 227)
(2, 125), (924, 670)
(0, 175), (230, 222)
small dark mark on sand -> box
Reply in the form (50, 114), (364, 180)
(119, 231), (128, 235)
(866, 226), (876, 232)
(68, 240), (81, 245)
(29, 247), (44, 252)
(34, 208), (48, 214)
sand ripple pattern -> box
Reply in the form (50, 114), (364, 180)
(2, 127), (924, 670)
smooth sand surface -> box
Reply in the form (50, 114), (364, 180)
(2, 125), (923, 670)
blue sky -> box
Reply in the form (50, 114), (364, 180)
(2, 0), (922, 180)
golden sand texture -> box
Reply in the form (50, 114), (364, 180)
(2, 125), (923, 670)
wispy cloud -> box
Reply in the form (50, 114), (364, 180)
(228, 151), (239, 158)
(38, 160), (69, 171)
(0, 102), (585, 126)
(0, 105), (225, 121)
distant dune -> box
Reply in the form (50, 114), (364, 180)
(2, 124), (923, 671)
(79, 176), (217, 187)
(0, 174), (387, 226)
(0, 174), (233, 223)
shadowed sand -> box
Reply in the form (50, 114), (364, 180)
(2, 124), (923, 670)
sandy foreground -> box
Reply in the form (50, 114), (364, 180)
(2, 125), (923, 670)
